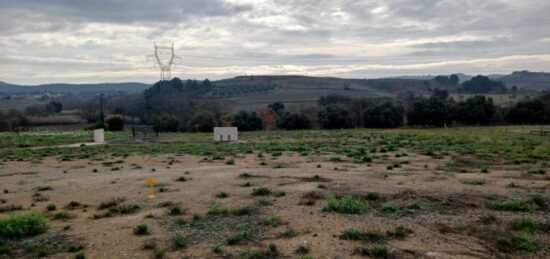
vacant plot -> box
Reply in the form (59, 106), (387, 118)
(0, 127), (548, 258)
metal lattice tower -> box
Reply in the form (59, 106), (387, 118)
(148, 42), (179, 81)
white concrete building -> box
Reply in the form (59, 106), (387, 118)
(214, 127), (238, 141)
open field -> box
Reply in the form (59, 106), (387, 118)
(0, 127), (549, 258)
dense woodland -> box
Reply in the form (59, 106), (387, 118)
(1, 75), (549, 132)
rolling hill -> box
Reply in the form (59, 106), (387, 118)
(0, 81), (150, 93)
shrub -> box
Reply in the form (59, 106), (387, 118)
(366, 192), (379, 201)
(155, 247), (165, 258)
(258, 198), (272, 206)
(0, 213), (48, 238)
(487, 199), (529, 211)
(265, 217), (281, 228)
(106, 117), (124, 131)
(339, 228), (388, 242)
(380, 203), (399, 213)
(0, 240), (11, 254)
(74, 251), (86, 259)
(510, 217), (537, 232)
(174, 233), (187, 248)
(324, 196), (368, 214)
(231, 206), (254, 216)
(461, 179), (486, 185)
(226, 231), (251, 245)
(207, 201), (228, 215)
(168, 205), (183, 215)
(215, 192), (229, 198)
(497, 234), (539, 252)
(46, 204), (56, 211)
(252, 187), (272, 196)
(134, 224), (149, 235)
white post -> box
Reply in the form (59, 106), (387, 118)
(93, 129), (105, 143)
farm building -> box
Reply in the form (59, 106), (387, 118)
(214, 127), (238, 141)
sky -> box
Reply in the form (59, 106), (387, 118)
(1, 0), (550, 85)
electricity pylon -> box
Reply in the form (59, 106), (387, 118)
(147, 42), (180, 81)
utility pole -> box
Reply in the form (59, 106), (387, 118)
(99, 93), (104, 127)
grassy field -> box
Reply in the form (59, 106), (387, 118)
(0, 127), (548, 258)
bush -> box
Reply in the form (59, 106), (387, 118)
(0, 213), (48, 239)
(510, 217), (537, 232)
(174, 233), (187, 248)
(106, 117), (124, 131)
(362, 101), (404, 128)
(46, 204), (56, 211)
(497, 234), (539, 252)
(252, 187), (272, 196)
(380, 203), (399, 213)
(134, 224), (149, 235)
(207, 201), (229, 215)
(324, 196), (368, 214)
(339, 228), (388, 242)
(487, 199), (529, 211)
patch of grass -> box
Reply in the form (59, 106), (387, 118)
(324, 196), (368, 214)
(330, 156), (343, 162)
(53, 212), (76, 221)
(74, 251), (85, 259)
(355, 246), (389, 258)
(32, 192), (48, 202)
(497, 234), (539, 252)
(386, 226), (413, 239)
(339, 228), (388, 243)
(0, 240), (11, 254)
(155, 247), (165, 258)
(366, 192), (379, 201)
(295, 243), (310, 254)
(252, 187), (272, 196)
(173, 233), (187, 248)
(168, 205), (183, 216)
(461, 179), (486, 185)
(207, 201), (229, 216)
(531, 194), (546, 208)
(46, 204), (56, 211)
(134, 224), (149, 235)
(487, 199), (529, 211)
(215, 192), (229, 198)
(175, 176), (187, 182)
(225, 159), (235, 165)
(0, 204), (23, 213)
(226, 230), (251, 245)
(231, 206), (255, 216)
(65, 201), (82, 209)
(380, 203), (399, 214)
(264, 217), (281, 228)
(479, 214), (498, 224)
(258, 198), (272, 206)
(0, 213), (48, 238)
(406, 202), (421, 210)
(274, 191), (286, 197)
(23, 240), (48, 257)
(510, 217), (537, 232)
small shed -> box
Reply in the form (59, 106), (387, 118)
(214, 127), (238, 141)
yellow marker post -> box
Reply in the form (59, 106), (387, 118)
(146, 177), (156, 200)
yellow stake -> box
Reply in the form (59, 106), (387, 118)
(146, 177), (156, 200)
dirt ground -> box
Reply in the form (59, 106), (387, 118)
(0, 149), (548, 258)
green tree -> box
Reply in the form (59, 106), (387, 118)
(189, 111), (219, 132)
(407, 97), (452, 127)
(106, 117), (124, 131)
(232, 111), (263, 131)
(318, 105), (353, 129)
(454, 96), (496, 125)
(277, 113), (313, 130)
(506, 99), (548, 124)
(152, 114), (180, 132)
(362, 102), (404, 128)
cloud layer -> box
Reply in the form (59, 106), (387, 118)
(1, 0), (549, 84)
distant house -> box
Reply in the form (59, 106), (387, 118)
(214, 127), (238, 141)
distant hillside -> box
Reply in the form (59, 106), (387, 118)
(0, 81), (150, 93)
(386, 73), (472, 82)
(211, 75), (452, 110)
(494, 71), (550, 91)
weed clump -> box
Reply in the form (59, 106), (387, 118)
(324, 196), (367, 214)
(252, 187), (272, 196)
(134, 224), (149, 235)
(510, 217), (537, 232)
(487, 199), (529, 211)
(339, 228), (388, 242)
(0, 213), (48, 238)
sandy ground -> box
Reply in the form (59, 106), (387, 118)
(0, 150), (548, 259)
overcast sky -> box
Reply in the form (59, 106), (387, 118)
(1, 0), (549, 85)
